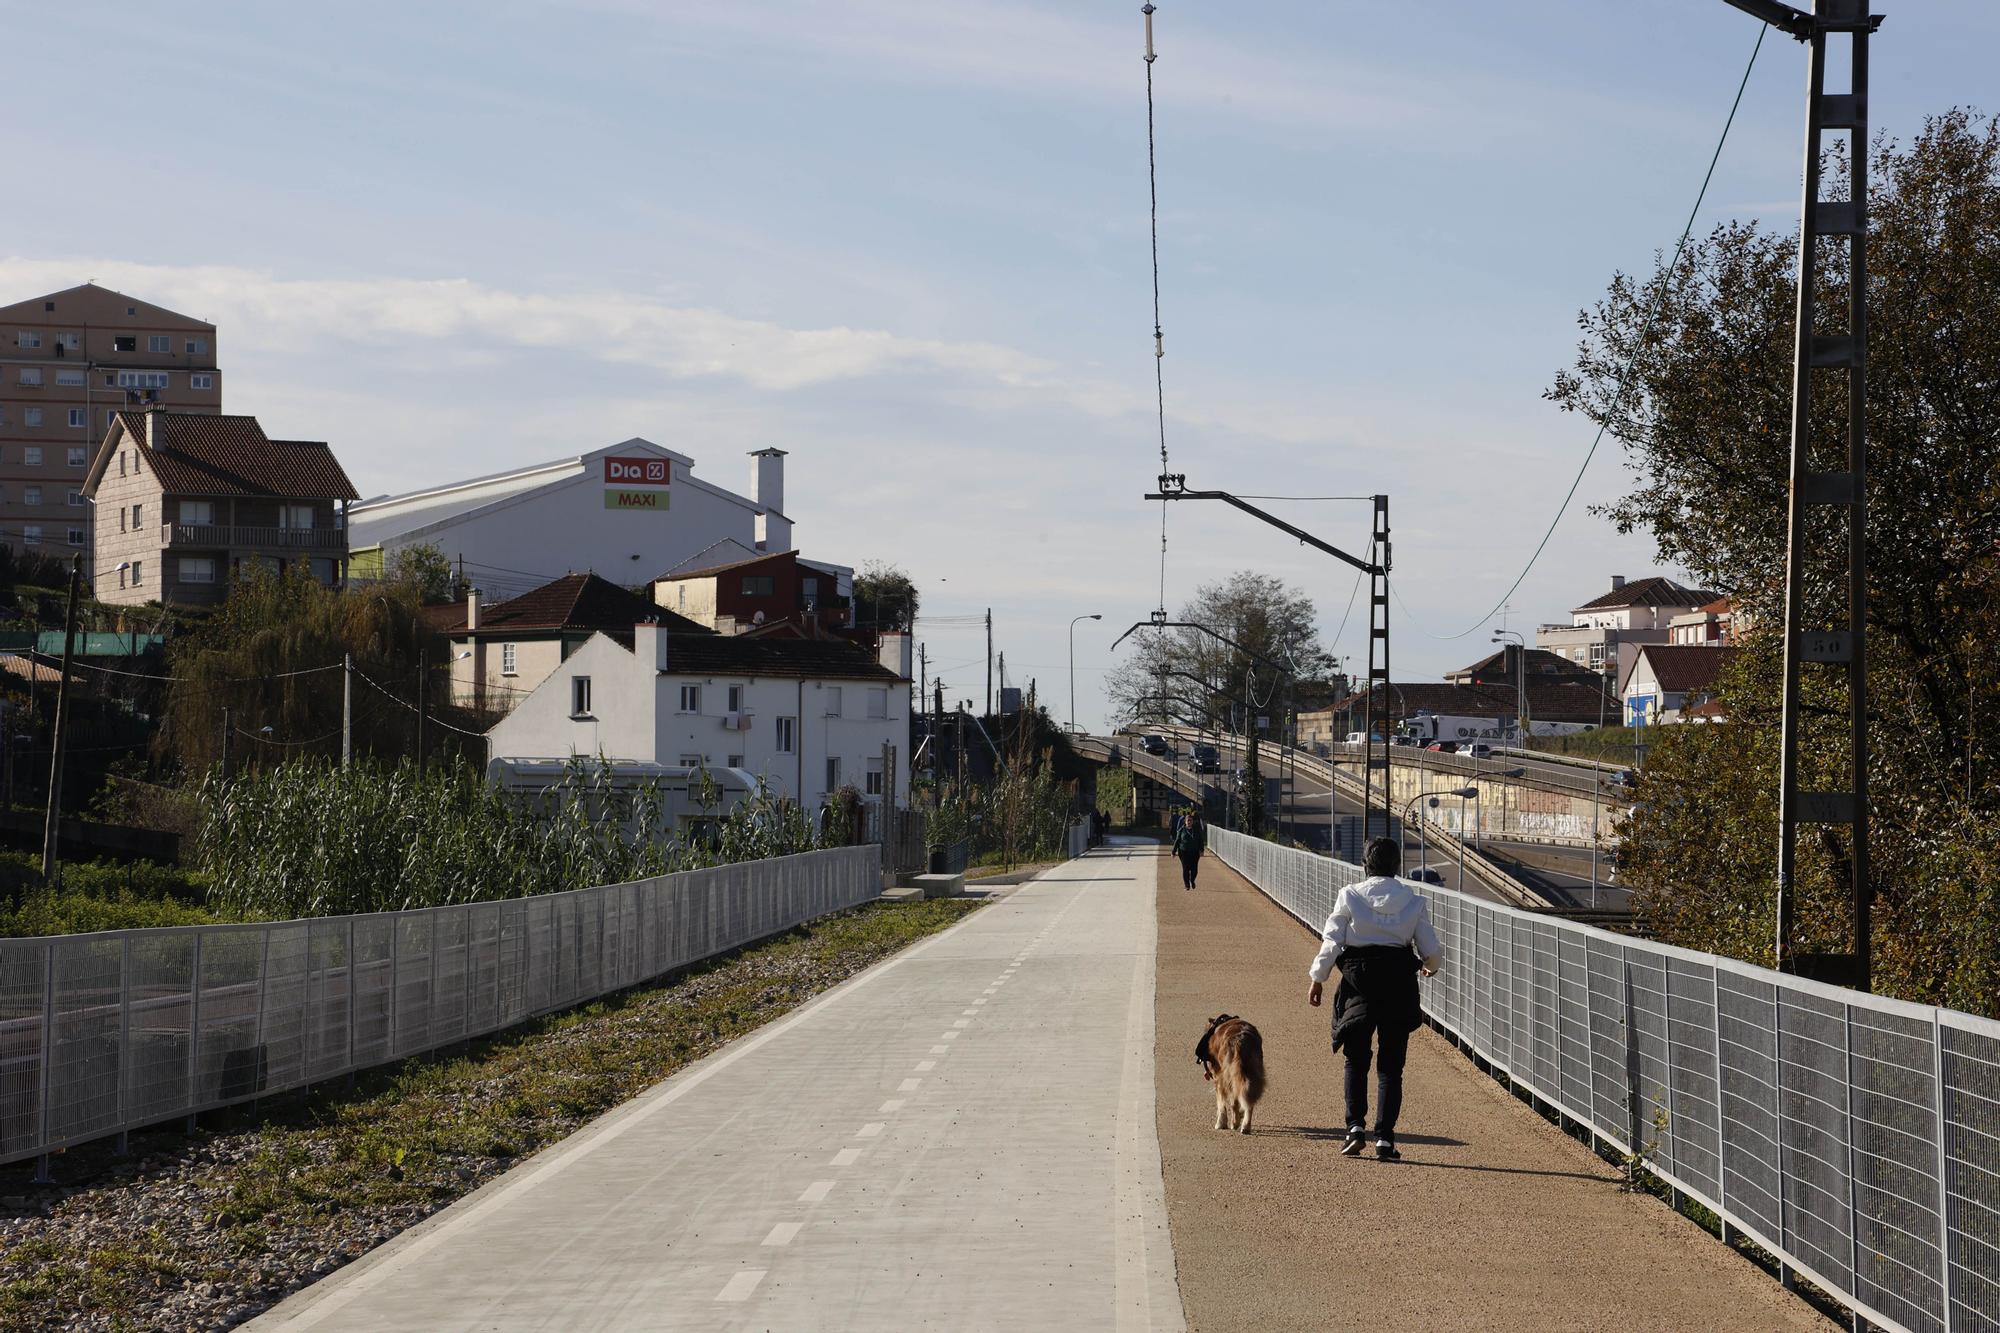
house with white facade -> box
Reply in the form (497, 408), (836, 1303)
(1620, 644), (1739, 726)
(348, 440), (792, 600)
(486, 619), (913, 812)
(1535, 575), (1719, 679)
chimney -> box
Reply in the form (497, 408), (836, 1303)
(749, 447), (787, 519)
(877, 630), (912, 680)
(1609, 574), (1626, 592)
(633, 617), (669, 672)
(146, 406), (165, 448)
(465, 586), (481, 631)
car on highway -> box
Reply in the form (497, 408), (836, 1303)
(1609, 768), (1638, 790)
(1139, 734), (1175, 759)
(1406, 865), (1446, 885)
(1424, 741), (1457, 753)
(1463, 742), (1495, 760)
(1390, 735), (1418, 748)
(1191, 743), (1221, 773)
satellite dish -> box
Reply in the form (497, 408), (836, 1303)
(752, 610), (766, 624)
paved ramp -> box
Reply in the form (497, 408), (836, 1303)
(251, 846), (1180, 1332)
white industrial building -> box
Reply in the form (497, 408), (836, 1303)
(486, 621), (913, 812)
(349, 439), (792, 600)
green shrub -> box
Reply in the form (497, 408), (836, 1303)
(0, 891), (220, 937)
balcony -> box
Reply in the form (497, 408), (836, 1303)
(161, 522), (346, 552)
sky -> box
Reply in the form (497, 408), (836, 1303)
(5, 1), (1995, 730)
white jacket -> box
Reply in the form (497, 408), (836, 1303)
(1308, 875), (1444, 983)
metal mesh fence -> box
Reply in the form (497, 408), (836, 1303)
(1207, 826), (2000, 1333)
(0, 845), (879, 1169)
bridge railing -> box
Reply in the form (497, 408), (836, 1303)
(1206, 826), (1998, 1333)
(0, 845), (881, 1171)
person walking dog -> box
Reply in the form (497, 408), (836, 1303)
(1173, 808), (1207, 890)
(1307, 837), (1442, 1160)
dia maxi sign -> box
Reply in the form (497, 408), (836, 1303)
(603, 455), (670, 511)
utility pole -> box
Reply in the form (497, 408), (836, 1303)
(1725, 0), (1884, 988)
(985, 608), (993, 718)
(220, 705), (233, 782)
(39, 555), (81, 883)
(342, 653), (353, 768)
(934, 678), (945, 779)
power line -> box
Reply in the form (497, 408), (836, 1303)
(1397, 24), (1768, 641)
(349, 663), (489, 738)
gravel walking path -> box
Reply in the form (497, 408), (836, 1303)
(1151, 846), (1828, 1332)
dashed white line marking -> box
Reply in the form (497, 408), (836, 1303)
(953, 1019), (971, 1028)
(915, 1060), (936, 1071)
(961, 1008), (979, 1016)
(715, 1270), (767, 1302)
(856, 1122), (885, 1139)
(762, 1222), (802, 1247)
(799, 1180), (835, 1203)
(942, 1032), (961, 1041)
(831, 1147), (862, 1166)
(973, 998), (988, 1005)
(880, 1098), (906, 1112)
(930, 1045), (949, 1054)
(899, 1077), (922, 1092)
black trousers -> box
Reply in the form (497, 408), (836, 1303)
(1339, 1013), (1411, 1138)
(1178, 850), (1200, 887)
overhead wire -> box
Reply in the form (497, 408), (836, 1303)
(1396, 23), (1768, 641)
(1142, 4), (1170, 617)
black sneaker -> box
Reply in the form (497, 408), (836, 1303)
(1374, 1138), (1401, 1161)
(1341, 1129), (1366, 1157)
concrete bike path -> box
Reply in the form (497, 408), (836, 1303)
(250, 844), (1181, 1332)
(1153, 847), (1827, 1333)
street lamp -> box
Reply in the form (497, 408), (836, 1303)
(1068, 613), (1102, 731)
(1403, 786), (1477, 891)
(1491, 630), (1526, 748)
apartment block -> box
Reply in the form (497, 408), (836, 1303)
(0, 283), (220, 558)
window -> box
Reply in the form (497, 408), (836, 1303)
(55, 370), (83, 387)
(679, 753), (704, 768)
(279, 504), (313, 530)
(726, 754), (744, 768)
(570, 676), (592, 718)
(741, 575), (775, 597)
(66, 446), (85, 466)
(117, 565), (126, 590)
(115, 371), (169, 390)
(23, 488), (40, 507)
(22, 410), (41, 429)
(66, 412), (84, 431)
(191, 373), (213, 390)
(678, 684), (701, 713)
(112, 336), (135, 352)
(775, 716), (796, 754)
(825, 757), (842, 791)
(179, 556), (215, 584)
(147, 335), (170, 354)
(726, 684), (743, 712)
(803, 577), (818, 597)
(185, 338), (208, 355)
(56, 333), (78, 351)
(501, 642), (517, 675)
(180, 499), (211, 525)
(117, 452), (126, 478)
(310, 557), (337, 585)
(18, 368), (40, 386)
(66, 489), (82, 507)
(22, 526), (40, 546)
(118, 507), (125, 533)
(131, 503), (142, 530)
(824, 686), (842, 717)
(130, 558), (141, 585)
(23, 446), (39, 465)
(66, 528), (84, 547)
(15, 331), (39, 348)
(866, 687), (888, 720)
(865, 757), (885, 797)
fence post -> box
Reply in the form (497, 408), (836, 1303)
(1932, 1009), (1955, 1333)
(253, 927), (271, 1110)
(1842, 1002), (1860, 1333)
(346, 918), (357, 1085)
(1710, 966), (1730, 1246)
(34, 939), (56, 1182)
(389, 920), (401, 1058)
(186, 931), (203, 1135)
(116, 933), (131, 1156)
(1774, 986), (1794, 1293)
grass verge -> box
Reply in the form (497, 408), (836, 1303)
(0, 895), (981, 1332)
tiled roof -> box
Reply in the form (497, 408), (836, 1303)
(655, 549), (792, 582)
(1331, 680), (1620, 725)
(1573, 576), (1718, 613)
(663, 634), (899, 682)
(1632, 645), (1738, 693)
(108, 411), (359, 500)
(1449, 647), (1596, 680)
(447, 573), (711, 637)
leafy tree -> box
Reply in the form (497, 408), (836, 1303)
(852, 561), (918, 630)
(1554, 112), (2000, 1012)
(389, 542), (455, 603)
(1106, 571), (1336, 733)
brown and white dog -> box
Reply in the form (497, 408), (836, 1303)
(1194, 1013), (1266, 1134)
